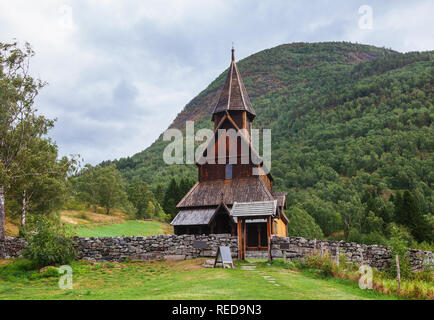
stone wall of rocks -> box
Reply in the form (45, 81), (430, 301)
(0, 237), (26, 259)
(74, 234), (238, 262)
(271, 236), (433, 271)
(2, 233), (432, 272)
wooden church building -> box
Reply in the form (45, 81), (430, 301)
(171, 49), (288, 259)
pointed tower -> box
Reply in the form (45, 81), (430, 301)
(171, 48), (288, 246)
(212, 48), (256, 134)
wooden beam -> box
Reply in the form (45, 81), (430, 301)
(267, 217), (272, 262)
(237, 219), (242, 260)
(242, 111), (246, 129)
(243, 218), (247, 260)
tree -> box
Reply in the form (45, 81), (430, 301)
(0, 42), (55, 241)
(394, 191), (432, 242)
(146, 201), (156, 219)
(287, 207), (323, 239)
(127, 180), (153, 219)
(163, 178), (180, 219)
(8, 137), (72, 232)
(338, 197), (364, 238)
(302, 197), (342, 236)
(154, 184), (164, 207)
(95, 165), (127, 215)
(74, 164), (100, 212)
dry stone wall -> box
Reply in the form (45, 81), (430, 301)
(0, 237), (26, 259)
(271, 236), (433, 271)
(73, 234), (238, 261)
(1, 234), (432, 271)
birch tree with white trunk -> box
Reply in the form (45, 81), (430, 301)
(0, 42), (53, 242)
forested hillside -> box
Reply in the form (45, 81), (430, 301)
(103, 42), (433, 245)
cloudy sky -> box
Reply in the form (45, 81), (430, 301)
(0, 0), (433, 165)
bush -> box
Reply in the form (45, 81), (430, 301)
(360, 232), (387, 245)
(22, 216), (76, 268)
(347, 228), (361, 243)
(304, 253), (334, 277)
(386, 225), (412, 280)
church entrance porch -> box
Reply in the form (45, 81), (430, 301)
(231, 200), (278, 262)
(246, 222), (268, 250)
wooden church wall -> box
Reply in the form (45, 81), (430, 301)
(199, 163), (256, 182)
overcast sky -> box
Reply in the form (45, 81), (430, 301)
(0, 0), (433, 165)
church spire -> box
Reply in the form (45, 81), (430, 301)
(212, 48), (256, 119)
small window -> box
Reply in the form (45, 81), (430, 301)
(225, 164), (232, 179)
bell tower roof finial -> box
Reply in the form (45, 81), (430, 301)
(231, 43), (235, 61)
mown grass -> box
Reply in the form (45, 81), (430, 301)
(0, 259), (397, 300)
(72, 220), (173, 237)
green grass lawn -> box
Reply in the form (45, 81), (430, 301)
(0, 259), (399, 300)
(73, 220), (172, 237)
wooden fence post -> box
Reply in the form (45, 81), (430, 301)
(396, 254), (401, 293)
(336, 245), (340, 266)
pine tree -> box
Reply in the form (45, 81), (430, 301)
(394, 191), (432, 242)
(163, 178), (180, 219)
(154, 184), (164, 207)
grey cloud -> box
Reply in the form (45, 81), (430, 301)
(0, 0), (432, 165)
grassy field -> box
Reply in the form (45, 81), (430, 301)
(6, 207), (173, 238)
(73, 220), (172, 237)
(0, 259), (398, 300)
(62, 208), (172, 237)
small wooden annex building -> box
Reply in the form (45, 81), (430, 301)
(171, 49), (289, 260)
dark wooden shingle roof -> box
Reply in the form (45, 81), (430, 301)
(272, 192), (287, 208)
(171, 208), (216, 226)
(176, 177), (274, 208)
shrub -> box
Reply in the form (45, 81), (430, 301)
(360, 232), (387, 245)
(22, 216), (76, 268)
(387, 225), (412, 279)
(347, 228), (361, 243)
(304, 253), (334, 277)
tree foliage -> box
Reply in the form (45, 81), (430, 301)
(73, 165), (127, 215)
(0, 42), (75, 240)
(287, 207), (323, 239)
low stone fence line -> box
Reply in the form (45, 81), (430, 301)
(0, 237), (26, 259)
(73, 234), (238, 261)
(271, 236), (433, 271)
(1, 234), (432, 271)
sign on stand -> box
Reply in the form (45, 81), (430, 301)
(214, 246), (234, 269)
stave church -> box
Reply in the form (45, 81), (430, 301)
(171, 49), (288, 259)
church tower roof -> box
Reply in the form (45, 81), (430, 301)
(212, 48), (256, 119)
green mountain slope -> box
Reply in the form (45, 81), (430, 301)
(104, 42), (433, 242)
